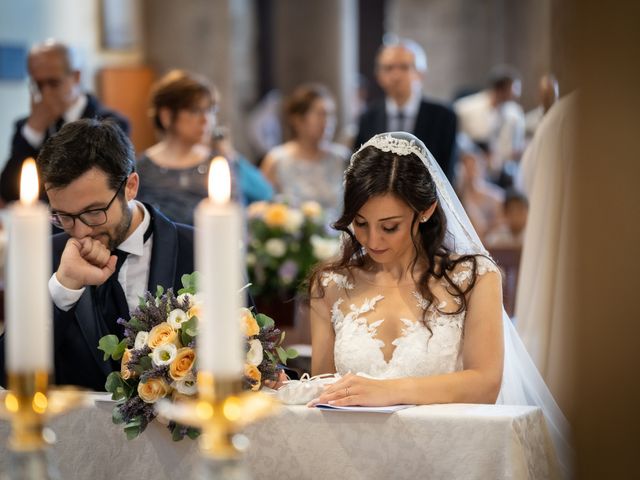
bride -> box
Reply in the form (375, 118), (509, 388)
(308, 132), (571, 474)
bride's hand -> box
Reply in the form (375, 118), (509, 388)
(307, 373), (397, 407)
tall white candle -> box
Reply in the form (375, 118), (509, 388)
(195, 157), (243, 376)
(6, 158), (52, 372)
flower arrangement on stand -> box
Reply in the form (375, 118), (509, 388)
(98, 273), (297, 441)
(246, 200), (340, 302)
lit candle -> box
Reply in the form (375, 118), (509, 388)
(195, 157), (243, 376)
(6, 158), (52, 372)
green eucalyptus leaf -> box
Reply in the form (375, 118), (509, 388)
(285, 347), (299, 360)
(276, 346), (288, 364)
(112, 405), (125, 424)
(178, 272), (199, 295)
(181, 316), (198, 338)
(105, 372), (125, 400)
(124, 416), (143, 440)
(98, 335), (121, 361)
(155, 285), (165, 298)
(255, 313), (274, 329)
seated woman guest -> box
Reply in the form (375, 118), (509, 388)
(138, 70), (272, 225)
(308, 132), (570, 475)
(260, 83), (350, 217)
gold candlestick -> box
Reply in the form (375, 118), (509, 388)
(156, 371), (280, 479)
(0, 371), (91, 480)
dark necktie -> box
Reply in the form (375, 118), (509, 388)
(396, 111), (406, 132)
(95, 220), (153, 336)
(54, 117), (65, 133)
(96, 249), (130, 337)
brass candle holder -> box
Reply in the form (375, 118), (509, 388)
(156, 371), (280, 479)
(0, 372), (91, 480)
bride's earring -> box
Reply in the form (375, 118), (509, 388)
(420, 216), (427, 223)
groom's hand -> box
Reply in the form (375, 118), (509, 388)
(56, 237), (117, 290)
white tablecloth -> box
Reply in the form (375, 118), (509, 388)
(0, 395), (561, 480)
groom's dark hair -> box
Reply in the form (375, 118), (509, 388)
(37, 118), (135, 193)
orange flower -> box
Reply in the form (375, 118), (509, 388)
(169, 347), (196, 381)
(240, 308), (260, 337)
(263, 203), (288, 228)
(147, 322), (178, 350)
(137, 378), (171, 403)
(120, 348), (137, 380)
(244, 364), (262, 391)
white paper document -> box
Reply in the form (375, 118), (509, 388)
(314, 404), (415, 413)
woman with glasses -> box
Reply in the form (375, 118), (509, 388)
(136, 70), (218, 225)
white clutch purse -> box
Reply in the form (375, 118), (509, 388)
(276, 373), (340, 405)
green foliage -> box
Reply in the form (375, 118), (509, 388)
(180, 316), (198, 346)
(98, 335), (127, 361)
(124, 416), (143, 440)
(178, 272), (200, 295)
(255, 312), (275, 329)
(105, 372), (134, 401)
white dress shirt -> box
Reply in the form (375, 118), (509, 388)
(385, 85), (422, 133)
(49, 201), (153, 312)
(22, 94), (88, 149)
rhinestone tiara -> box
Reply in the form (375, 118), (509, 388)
(352, 133), (428, 165)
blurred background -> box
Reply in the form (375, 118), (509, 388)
(0, 0), (560, 163)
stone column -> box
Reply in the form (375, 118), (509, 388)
(271, 0), (358, 133)
(142, 0), (256, 154)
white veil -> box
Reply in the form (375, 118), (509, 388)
(356, 132), (572, 476)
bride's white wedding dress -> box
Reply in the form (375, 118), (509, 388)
(321, 132), (571, 477)
(325, 256), (499, 380)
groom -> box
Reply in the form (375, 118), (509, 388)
(0, 119), (194, 391)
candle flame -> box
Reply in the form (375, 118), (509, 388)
(208, 156), (231, 204)
(20, 158), (39, 205)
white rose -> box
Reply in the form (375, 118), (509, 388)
(167, 309), (189, 330)
(173, 373), (198, 396)
(151, 343), (178, 367)
(176, 293), (194, 306)
(246, 339), (264, 366)
(311, 235), (341, 260)
(264, 238), (286, 258)
(134, 331), (149, 350)
(247, 201), (269, 219)
(284, 209), (304, 233)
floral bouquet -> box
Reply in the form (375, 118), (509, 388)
(98, 272), (297, 441)
(246, 200), (340, 300)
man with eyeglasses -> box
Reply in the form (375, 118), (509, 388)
(0, 39), (130, 203)
(354, 37), (457, 183)
(0, 119), (193, 391)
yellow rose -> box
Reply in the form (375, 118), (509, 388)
(263, 203), (288, 227)
(240, 308), (260, 337)
(169, 347), (196, 381)
(137, 377), (171, 404)
(244, 364), (262, 391)
(147, 322), (178, 350)
(120, 348), (137, 380)
(187, 303), (201, 319)
(301, 201), (322, 220)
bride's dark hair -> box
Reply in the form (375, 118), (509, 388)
(309, 145), (479, 316)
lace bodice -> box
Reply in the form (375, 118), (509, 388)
(322, 256), (499, 379)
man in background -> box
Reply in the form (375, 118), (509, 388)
(0, 40), (129, 203)
(354, 37), (458, 182)
(454, 66), (525, 187)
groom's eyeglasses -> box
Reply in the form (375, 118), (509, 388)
(49, 177), (127, 229)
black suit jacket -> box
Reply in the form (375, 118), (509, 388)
(354, 97), (458, 182)
(0, 205), (194, 391)
(0, 94), (130, 203)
